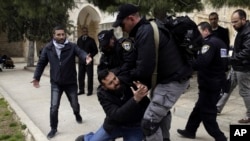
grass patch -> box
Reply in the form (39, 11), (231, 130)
(0, 98), (26, 141)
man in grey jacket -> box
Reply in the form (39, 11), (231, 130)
(31, 25), (92, 139)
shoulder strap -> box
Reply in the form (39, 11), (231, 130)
(149, 21), (159, 91)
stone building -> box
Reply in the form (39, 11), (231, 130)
(0, 0), (249, 63)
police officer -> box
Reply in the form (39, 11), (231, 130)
(177, 22), (227, 141)
(112, 4), (193, 141)
(97, 29), (136, 80)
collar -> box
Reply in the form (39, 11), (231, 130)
(129, 17), (149, 37)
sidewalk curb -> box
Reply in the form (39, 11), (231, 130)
(0, 87), (48, 141)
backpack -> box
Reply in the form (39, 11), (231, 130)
(152, 15), (203, 61)
(149, 16), (202, 89)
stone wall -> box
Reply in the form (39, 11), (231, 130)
(0, 32), (25, 57)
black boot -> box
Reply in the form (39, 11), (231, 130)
(75, 114), (82, 123)
(177, 129), (195, 139)
(75, 134), (84, 141)
(47, 128), (57, 139)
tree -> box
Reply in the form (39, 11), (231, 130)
(207, 0), (250, 9)
(88, 0), (250, 20)
(0, 0), (76, 67)
(87, 0), (204, 20)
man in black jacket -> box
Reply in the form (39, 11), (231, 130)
(177, 22), (227, 141)
(112, 3), (192, 141)
(230, 9), (250, 123)
(75, 69), (150, 141)
(31, 25), (92, 139)
(208, 12), (231, 113)
(77, 27), (98, 96)
(209, 12), (230, 48)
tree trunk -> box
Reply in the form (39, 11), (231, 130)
(27, 40), (35, 67)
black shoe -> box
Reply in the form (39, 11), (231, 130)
(78, 91), (85, 95)
(87, 93), (92, 96)
(177, 129), (195, 139)
(47, 129), (57, 139)
(75, 134), (84, 141)
(75, 114), (82, 123)
(163, 138), (171, 141)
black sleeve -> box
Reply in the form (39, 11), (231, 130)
(97, 87), (149, 123)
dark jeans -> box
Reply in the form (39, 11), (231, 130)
(78, 62), (93, 94)
(50, 83), (80, 129)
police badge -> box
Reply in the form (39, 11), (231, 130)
(201, 45), (210, 54)
(122, 41), (132, 51)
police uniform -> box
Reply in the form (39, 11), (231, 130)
(183, 34), (228, 140)
(98, 36), (136, 82)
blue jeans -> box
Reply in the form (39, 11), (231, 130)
(84, 125), (143, 141)
(50, 83), (80, 129)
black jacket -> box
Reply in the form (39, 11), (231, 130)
(129, 17), (192, 87)
(33, 40), (88, 85)
(97, 79), (150, 133)
(231, 21), (250, 72)
(97, 38), (136, 77)
(212, 26), (230, 48)
(193, 34), (228, 91)
(77, 36), (98, 62)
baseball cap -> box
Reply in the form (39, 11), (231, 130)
(112, 4), (139, 27)
(98, 29), (114, 48)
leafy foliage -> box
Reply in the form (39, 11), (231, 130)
(0, 0), (76, 42)
(88, 0), (204, 19)
(206, 0), (250, 9)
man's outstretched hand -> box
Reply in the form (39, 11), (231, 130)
(31, 79), (40, 88)
(86, 54), (92, 65)
(130, 81), (148, 102)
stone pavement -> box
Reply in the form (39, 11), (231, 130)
(0, 63), (249, 141)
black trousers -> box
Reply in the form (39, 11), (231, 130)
(78, 62), (93, 94)
(184, 88), (227, 141)
(50, 83), (80, 129)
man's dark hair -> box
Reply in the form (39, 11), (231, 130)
(52, 25), (65, 34)
(198, 21), (212, 33)
(209, 12), (219, 18)
(233, 9), (247, 19)
(97, 69), (109, 84)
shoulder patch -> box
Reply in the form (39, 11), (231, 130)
(220, 48), (228, 58)
(201, 45), (210, 54)
(122, 41), (132, 51)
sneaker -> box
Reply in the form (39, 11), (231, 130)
(238, 117), (250, 123)
(177, 129), (195, 139)
(75, 114), (82, 123)
(75, 134), (84, 141)
(47, 129), (57, 139)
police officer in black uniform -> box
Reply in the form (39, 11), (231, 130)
(97, 29), (136, 80)
(177, 22), (227, 141)
(112, 4), (193, 141)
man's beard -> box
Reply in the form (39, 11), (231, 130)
(56, 39), (66, 44)
(113, 83), (125, 93)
